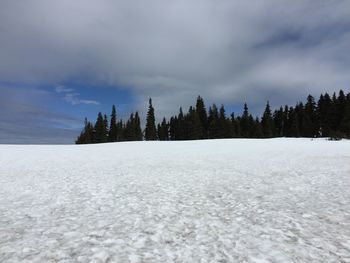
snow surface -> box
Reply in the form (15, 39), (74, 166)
(0, 138), (350, 262)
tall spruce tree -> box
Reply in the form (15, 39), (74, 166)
(108, 105), (118, 142)
(273, 107), (284, 137)
(218, 104), (231, 138)
(75, 118), (94, 144)
(103, 114), (109, 141)
(134, 112), (143, 140)
(303, 95), (318, 137)
(145, 98), (157, 140)
(240, 103), (251, 137)
(340, 93), (350, 137)
(185, 106), (202, 140)
(208, 104), (220, 139)
(195, 96), (208, 139)
(261, 101), (275, 138)
(317, 94), (331, 137)
(157, 118), (169, 141)
(94, 112), (107, 143)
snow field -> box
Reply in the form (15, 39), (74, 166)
(0, 138), (350, 262)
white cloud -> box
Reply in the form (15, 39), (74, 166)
(55, 86), (100, 106)
(55, 86), (74, 94)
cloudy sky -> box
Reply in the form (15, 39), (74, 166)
(1, 0), (350, 143)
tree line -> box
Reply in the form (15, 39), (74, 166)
(76, 90), (350, 144)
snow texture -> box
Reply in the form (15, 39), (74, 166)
(0, 138), (350, 262)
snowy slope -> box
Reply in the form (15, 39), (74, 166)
(0, 138), (350, 262)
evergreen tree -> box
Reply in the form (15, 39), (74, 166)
(240, 103), (251, 137)
(282, 105), (289, 136)
(176, 107), (186, 140)
(169, 116), (178, 140)
(134, 112), (143, 140)
(185, 106), (203, 140)
(103, 114), (109, 141)
(288, 107), (300, 137)
(108, 105), (118, 142)
(303, 95), (318, 137)
(208, 104), (220, 139)
(218, 105), (231, 138)
(75, 118), (94, 144)
(261, 101), (275, 138)
(328, 92), (339, 132)
(116, 120), (125, 141)
(94, 112), (107, 143)
(144, 98), (157, 140)
(157, 117), (169, 140)
(273, 107), (284, 137)
(124, 113), (136, 140)
(340, 92), (350, 137)
(336, 90), (346, 130)
(195, 96), (208, 139)
(317, 93), (332, 137)
(252, 117), (263, 138)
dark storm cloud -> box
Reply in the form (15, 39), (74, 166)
(0, 0), (350, 118)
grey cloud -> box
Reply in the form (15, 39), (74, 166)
(0, 0), (350, 119)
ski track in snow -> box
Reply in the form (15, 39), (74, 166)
(0, 138), (350, 262)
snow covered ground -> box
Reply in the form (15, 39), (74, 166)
(0, 138), (350, 262)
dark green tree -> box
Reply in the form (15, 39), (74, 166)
(195, 96), (208, 139)
(261, 101), (275, 138)
(144, 98), (157, 140)
(94, 112), (107, 143)
(340, 92), (350, 137)
(302, 95), (318, 137)
(240, 103), (251, 138)
(157, 117), (169, 141)
(273, 107), (284, 137)
(108, 105), (118, 142)
(208, 104), (220, 139)
(185, 106), (203, 140)
(75, 118), (94, 144)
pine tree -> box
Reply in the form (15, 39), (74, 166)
(303, 95), (318, 137)
(169, 116), (178, 140)
(116, 120), (125, 141)
(282, 105), (289, 136)
(185, 106), (202, 140)
(336, 90), (346, 131)
(108, 105), (118, 142)
(273, 107), (284, 137)
(218, 104), (231, 138)
(252, 117), (263, 138)
(261, 101), (275, 138)
(340, 92), (350, 137)
(240, 103), (250, 138)
(94, 112), (107, 143)
(195, 96), (208, 139)
(208, 104), (220, 139)
(125, 113), (136, 140)
(144, 98), (157, 140)
(317, 94), (331, 137)
(103, 114), (109, 141)
(134, 112), (143, 140)
(176, 108), (186, 140)
(75, 118), (94, 144)
(157, 117), (169, 140)
(288, 107), (300, 137)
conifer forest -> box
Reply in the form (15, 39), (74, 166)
(76, 90), (350, 144)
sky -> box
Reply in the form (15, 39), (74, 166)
(1, 0), (350, 144)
